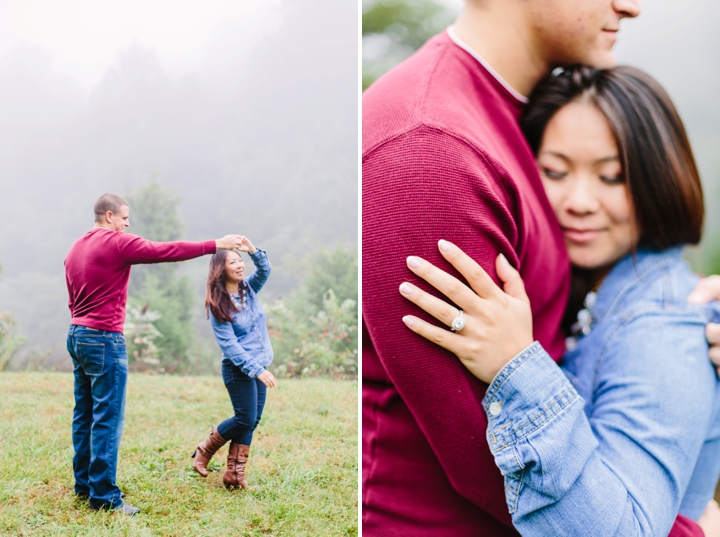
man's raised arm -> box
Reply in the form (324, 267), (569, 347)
(116, 233), (243, 265)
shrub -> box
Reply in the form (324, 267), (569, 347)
(124, 306), (164, 373)
(0, 312), (24, 371)
(267, 290), (357, 379)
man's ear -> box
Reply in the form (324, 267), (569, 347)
(105, 210), (114, 223)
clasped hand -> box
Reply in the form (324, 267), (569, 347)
(216, 234), (257, 253)
(400, 239), (533, 384)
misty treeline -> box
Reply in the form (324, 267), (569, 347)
(1, 181), (357, 378)
(362, 0), (454, 90)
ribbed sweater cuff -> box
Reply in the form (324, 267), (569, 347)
(202, 240), (217, 254)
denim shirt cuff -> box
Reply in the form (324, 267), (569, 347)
(482, 342), (579, 459)
(246, 363), (265, 378)
(249, 249), (267, 261)
(234, 356), (264, 378)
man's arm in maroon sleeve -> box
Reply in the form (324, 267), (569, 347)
(670, 514), (705, 537)
(363, 129), (521, 525)
(116, 233), (217, 265)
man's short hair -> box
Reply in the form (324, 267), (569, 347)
(94, 193), (128, 222)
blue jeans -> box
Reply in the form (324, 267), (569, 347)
(67, 325), (127, 509)
(217, 361), (267, 445)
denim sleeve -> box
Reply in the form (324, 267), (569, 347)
(245, 249), (271, 294)
(484, 314), (717, 537)
(209, 311), (266, 378)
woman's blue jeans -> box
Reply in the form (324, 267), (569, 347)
(67, 325), (127, 509)
(217, 361), (267, 445)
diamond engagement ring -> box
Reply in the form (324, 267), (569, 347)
(451, 310), (465, 332)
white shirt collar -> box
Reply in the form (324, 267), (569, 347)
(446, 25), (529, 104)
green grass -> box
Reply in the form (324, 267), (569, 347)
(0, 373), (358, 536)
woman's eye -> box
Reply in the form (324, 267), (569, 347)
(600, 174), (624, 185)
(542, 168), (566, 180)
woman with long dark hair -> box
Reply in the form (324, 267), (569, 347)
(399, 66), (720, 535)
(191, 236), (276, 489)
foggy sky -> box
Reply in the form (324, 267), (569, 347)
(0, 0), (358, 361)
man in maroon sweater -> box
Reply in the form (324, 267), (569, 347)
(363, 0), (714, 535)
(65, 193), (242, 514)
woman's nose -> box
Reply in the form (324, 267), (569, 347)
(565, 179), (601, 215)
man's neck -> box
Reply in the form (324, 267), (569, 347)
(453, 3), (549, 98)
(94, 222), (113, 231)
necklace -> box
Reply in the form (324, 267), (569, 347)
(565, 291), (597, 351)
(231, 288), (247, 310)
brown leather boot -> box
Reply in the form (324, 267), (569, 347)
(223, 442), (250, 489)
(191, 428), (228, 477)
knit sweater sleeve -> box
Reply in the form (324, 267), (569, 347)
(362, 126), (523, 523)
(115, 233), (216, 264)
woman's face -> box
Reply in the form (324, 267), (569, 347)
(224, 251), (246, 284)
(537, 101), (639, 270)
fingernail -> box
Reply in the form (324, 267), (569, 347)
(498, 253), (510, 268)
(406, 256), (420, 269)
(399, 282), (413, 295)
(438, 239), (451, 252)
(402, 316), (414, 327)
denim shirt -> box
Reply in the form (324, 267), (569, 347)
(209, 249), (273, 378)
(483, 248), (720, 536)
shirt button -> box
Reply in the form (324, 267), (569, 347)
(489, 401), (502, 416)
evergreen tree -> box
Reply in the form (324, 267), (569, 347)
(125, 179), (195, 372)
(291, 245), (358, 318)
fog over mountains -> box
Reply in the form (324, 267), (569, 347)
(0, 0), (358, 360)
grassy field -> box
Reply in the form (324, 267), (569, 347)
(0, 373), (358, 536)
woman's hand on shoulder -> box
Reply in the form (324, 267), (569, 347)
(698, 499), (720, 537)
(399, 239), (533, 384)
(687, 275), (720, 376)
(258, 370), (277, 388)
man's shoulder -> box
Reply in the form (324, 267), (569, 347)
(66, 229), (104, 258)
(363, 33), (449, 149)
(363, 32), (516, 161)
(114, 231), (143, 245)
(66, 228), (139, 261)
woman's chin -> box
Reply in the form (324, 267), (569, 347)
(566, 241), (625, 269)
(568, 253), (623, 274)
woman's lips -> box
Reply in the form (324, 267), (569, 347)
(563, 228), (602, 244)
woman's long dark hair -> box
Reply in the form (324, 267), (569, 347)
(520, 66), (705, 333)
(205, 250), (245, 323)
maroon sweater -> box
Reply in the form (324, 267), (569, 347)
(65, 227), (216, 333)
(362, 31), (703, 536)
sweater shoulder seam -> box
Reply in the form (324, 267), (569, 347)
(363, 123), (505, 183)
